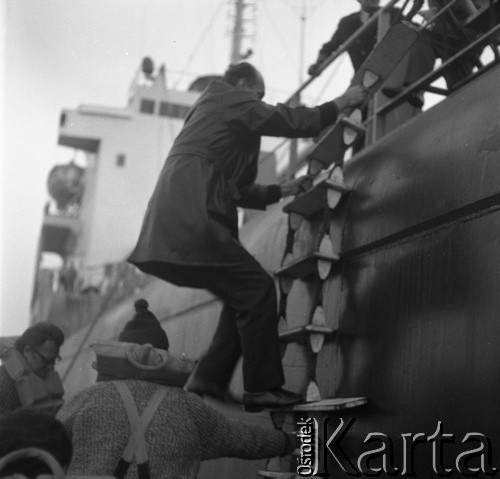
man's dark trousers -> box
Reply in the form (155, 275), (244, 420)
(145, 255), (285, 393)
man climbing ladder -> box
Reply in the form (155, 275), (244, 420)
(128, 62), (366, 411)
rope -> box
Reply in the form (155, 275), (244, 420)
(61, 265), (132, 383)
(312, 54), (347, 104)
(172, 1), (225, 89)
(261, 0), (298, 68)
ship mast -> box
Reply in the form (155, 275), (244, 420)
(229, 0), (256, 64)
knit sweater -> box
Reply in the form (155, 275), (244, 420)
(58, 380), (295, 478)
(0, 365), (21, 414)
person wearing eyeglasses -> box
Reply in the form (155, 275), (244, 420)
(0, 322), (65, 415)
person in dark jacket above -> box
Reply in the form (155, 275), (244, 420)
(308, 0), (387, 75)
(128, 61), (366, 411)
(308, 0), (429, 107)
(309, 0), (479, 108)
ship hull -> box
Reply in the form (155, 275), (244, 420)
(54, 65), (500, 477)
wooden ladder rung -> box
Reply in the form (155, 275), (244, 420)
(283, 180), (350, 217)
(274, 252), (340, 279)
(325, 178), (350, 194)
(279, 325), (334, 344)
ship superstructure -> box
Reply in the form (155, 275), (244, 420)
(38, 62), (198, 289)
(31, 58), (284, 342)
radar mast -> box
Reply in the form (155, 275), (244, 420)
(230, 0), (257, 64)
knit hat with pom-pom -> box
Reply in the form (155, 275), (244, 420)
(118, 299), (169, 351)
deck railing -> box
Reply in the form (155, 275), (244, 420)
(276, 0), (500, 179)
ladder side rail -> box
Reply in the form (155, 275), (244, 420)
(284, 0), (402, 105)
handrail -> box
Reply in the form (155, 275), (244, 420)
(284, 0), (492, 107)
(282, 0), (500, 175)
(374, 22), (500, 117)
(285, 0), (402, 105)
(417, 0), (464, 31)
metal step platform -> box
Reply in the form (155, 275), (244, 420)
(269, 396), (368, 428)
(277, 396), (367, 413)
(258, 398), (368, 477)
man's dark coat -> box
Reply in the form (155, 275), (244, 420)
(318, 8), (403, 72)
(128, 81), (326, 272)
(319, 11), (380, 71)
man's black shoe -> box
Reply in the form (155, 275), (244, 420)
(382, 86), (424, 109)
(243, 387), (303, 412)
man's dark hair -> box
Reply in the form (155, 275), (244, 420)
(0, 409), (72, 476)
(15, 322), (64, 352)
(223, 62), (259, 87)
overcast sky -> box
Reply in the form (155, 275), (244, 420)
(0, 0), (375, 336)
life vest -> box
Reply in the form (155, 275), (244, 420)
(111, 381), (167, 479)
(0, 338), (64, 414)
(91, 341), (194, 387)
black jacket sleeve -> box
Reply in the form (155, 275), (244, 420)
(237, 184), (282, 209)
(228, 96), (340, 210)
(225, 94), (323, 139)
(319, 16), (350, 59)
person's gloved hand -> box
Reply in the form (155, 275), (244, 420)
(307, 54), (328, 77)
(308, 63), (320, 77)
